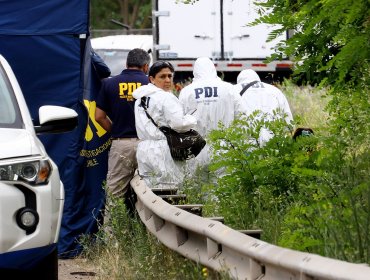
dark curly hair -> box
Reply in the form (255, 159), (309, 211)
(149, 61), (174, 78)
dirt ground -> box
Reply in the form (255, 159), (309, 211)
(58, 258), (98, 280)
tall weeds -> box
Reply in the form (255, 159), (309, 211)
(79, 193), (226, 279)
(183, 81), (370, 264)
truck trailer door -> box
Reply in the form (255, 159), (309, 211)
(156, 0), (220, 59)
(223, 0), (287, 59)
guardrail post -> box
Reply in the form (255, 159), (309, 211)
(135, 199), (144, 212)
(176, 226), (188, 246)
(248, 258), (264, 280)
(144, 206), (152, 221)
(207, 237), (222, 259)
(152, 214), (165, 232)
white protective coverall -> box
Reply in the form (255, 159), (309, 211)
(133, 83), (197, 188)
(233, 69), (293, 145)
(179, 57), (245, 170)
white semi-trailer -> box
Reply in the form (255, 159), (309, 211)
(152, 0), (293, 82)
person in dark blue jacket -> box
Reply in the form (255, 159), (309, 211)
(95, 48), (150, 209)
(91, 50), (111, 80)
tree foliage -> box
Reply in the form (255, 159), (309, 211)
(251, 0), (370, 87)
(90, 0), (152, 30)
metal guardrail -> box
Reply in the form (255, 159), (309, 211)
(131, 175), (370, 280)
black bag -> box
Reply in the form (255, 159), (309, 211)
(141, 97), (206, 161)
(159, 126), (206, 160)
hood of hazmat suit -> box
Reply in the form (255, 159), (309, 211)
(179, 57), (245, 137)
(233, 69), (293, 146)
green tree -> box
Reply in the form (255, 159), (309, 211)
(251, 0), (370, 87)
(90, 0), (152, 30)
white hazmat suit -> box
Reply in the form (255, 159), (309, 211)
(179, 57), (245, 171)
(133, 83), (197, 188)
(233, 69), (293, 145)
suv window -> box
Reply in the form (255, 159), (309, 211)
(0, 65), (23, 128)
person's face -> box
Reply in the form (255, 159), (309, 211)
(150, 67), (173, 92)
(143, 64), (149, 75)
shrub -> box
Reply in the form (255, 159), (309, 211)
(198, 81), (370, 264)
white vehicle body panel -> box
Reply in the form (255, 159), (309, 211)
(154, 0), (292, 73)
(91, 34), (152, 51)
(223, 0), (286, 59)
(0, 129), (38, 159)
(39, 105), (78, 125)
(0, 54), (74, 272)
(91, 35), (153, 76)
(158, 0), (220, 59)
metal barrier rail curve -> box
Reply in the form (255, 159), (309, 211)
(131, 175), (370, 280)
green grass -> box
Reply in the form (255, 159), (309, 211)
(279, 79), (329, 133)
(79, 194), (230, 279)
(80, 81), (369, 277)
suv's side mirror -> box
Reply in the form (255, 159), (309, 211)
(34, 105), (78, 134)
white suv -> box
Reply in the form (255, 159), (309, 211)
(0, 54), (77, 279)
